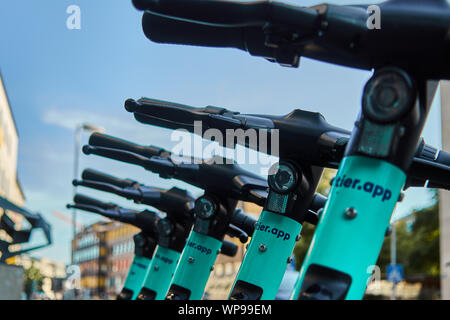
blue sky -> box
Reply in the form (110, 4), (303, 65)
(0, 0), (442, 265)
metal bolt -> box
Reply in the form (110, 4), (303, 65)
(188, 257), (195, 263)
(259, 244), (267, 252)
(344, 207), (357, 219)
(154, 266), (159, 271)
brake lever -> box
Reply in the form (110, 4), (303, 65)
(69, 200), (136, 224)
(76, 170), (196, 225)
(226, 224), (249, 244)
(82, 145), (189, 180)
(82, 168), (140, 188)
(73, 179), (141, 201)
(126, 97), (349, 167)
(83, 137), (268, 201)
(69, 195), (162, 236)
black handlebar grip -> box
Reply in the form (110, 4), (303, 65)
(231, 209), (257, 236)
(220, 240), (238, 257)
(82, 169), (137, 188)
(136, 0), (270, 26)
(142, 11), (248, 50)
(83, 145), (150, 169)
(89, 132), (166, 158)
(66, 203), (103, 216)
(74, 194), (117, 210)
(136, 0), (318, 28)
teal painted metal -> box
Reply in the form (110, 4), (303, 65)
(291, 155), (406, 300)
(170, 230), (222, 300)
(229, 210), (302, 299)
(141, 246), (181, 300)
(122, 255), (152, 300)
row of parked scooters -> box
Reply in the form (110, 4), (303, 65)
(67, 0), (450, 300)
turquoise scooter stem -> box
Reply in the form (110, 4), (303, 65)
(229, 211), (302, 299)
(120, 255), (152, 300)
(137, 246), (181, 300)
(117, 233), (157, 300)
(166, 230), (223, 300)
(291, 155), (405, 300)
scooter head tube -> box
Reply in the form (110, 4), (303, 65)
(118, 232), (157, 300)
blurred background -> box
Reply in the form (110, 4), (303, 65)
(0, 0), (447, 300)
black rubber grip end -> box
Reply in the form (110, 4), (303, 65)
(82, 145), (93, 155)
(132, 0), (150, 11)
(124, 99), (139, 112)
(221, 240), (238, 257)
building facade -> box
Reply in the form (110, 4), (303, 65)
(104, 222), (139, 297)
(72, 220), (139, 299)
(440, 81), (450, 300)
(0, 73), (25, 260)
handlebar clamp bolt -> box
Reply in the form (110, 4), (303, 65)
(344, 207), (357, 219)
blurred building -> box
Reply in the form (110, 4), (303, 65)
(0, 73), (25, 264)
(72, 220), (138, 299)
(440, 80), (450, 299)
(104, 222), (139, 297)
(0, 72), (26, 255)
(0, 73), (24, 205)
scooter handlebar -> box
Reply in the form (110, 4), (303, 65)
(82, 169), (138, 188)
(89, 132), (169, 158)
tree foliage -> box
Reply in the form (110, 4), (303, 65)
(376, 198), (440, 276)
(293, 168), (334, 270)
(24, 261), (44, 299)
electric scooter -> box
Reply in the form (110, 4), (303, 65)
(124, 94), (449, 300)
(71, 172), (240, 299)
(81, 133), (268, 299)
(73, 169), (195, 299)
(67, 193), (159, 300)
(131, 0), (450, 299)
